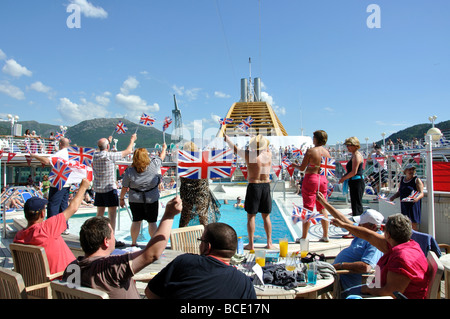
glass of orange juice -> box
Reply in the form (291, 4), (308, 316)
(255, 250), (266, 267)
(300, 239), (309, 258)
(285, 255), (297, 272)
(279, 237), (288, 258)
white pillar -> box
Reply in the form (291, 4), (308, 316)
(425, 134), (435, 237)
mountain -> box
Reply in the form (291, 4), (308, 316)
(375, 120), (450, 145)
(0, 118), (176, 149)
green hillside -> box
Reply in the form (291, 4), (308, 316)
(0, 118), (176, 149)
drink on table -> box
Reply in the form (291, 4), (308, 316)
(279, 237), (288, 258)
(300, 238), (309, 258)
(255, 250), (266, 267)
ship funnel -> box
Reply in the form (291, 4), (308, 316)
(254, 77), (261, 102)
(240, 78), (248, 102)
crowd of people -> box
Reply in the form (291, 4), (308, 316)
(7, 128), (437, 300)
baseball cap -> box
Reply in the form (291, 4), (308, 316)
(24, 197), (48, 212)
(353, 209), (384, 228)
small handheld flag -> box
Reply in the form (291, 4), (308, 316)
(140, 113), (155, 127)
(115, 121), (128, 135)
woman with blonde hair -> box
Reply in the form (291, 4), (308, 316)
(339, 137), (365, 238)
(120, 144), (166, 246)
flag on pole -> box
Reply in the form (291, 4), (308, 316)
(49, 157), (72, 190)
(140, 113), (155, 127)
(68, 146), (96, 167)
(219, 117), (233, 127)
(319, 157), (336, 178)
(292, 147), (303, 158)
(238, 116), (254, 131)
(292, 204), (325, 225)
(115, 121), (128, 134)
(377, 194), (395, 205)
(177, 149), (233, 179)
(163, 117), (172, 131)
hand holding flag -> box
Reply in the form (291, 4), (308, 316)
(292, 204), (327, 225)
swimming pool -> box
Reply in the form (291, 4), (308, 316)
(68, 199), (295, 245)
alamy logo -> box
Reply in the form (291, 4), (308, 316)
(367, 4), (381, 29)
(66, 4), (81, 29)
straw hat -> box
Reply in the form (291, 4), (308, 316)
(249, 135), (270, 151)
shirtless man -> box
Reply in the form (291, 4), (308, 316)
(224, 134), (273, 250)
(291, 130), (331, 242)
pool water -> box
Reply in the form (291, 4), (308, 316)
(69, 199), (294, 245)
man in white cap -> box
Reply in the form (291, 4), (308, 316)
(316, 192), (384, 298)
(224, 134), (273, 250)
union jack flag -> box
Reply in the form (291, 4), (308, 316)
(281, 156), (292, 169)
(115, 121), (128, 134)
(402, 190), (420, 202)
(292, 147), (303, 158)
(177, 148), (233, 179)
(219, 117), (233, 127)
(292, 204), (325, 225)
(49, 157), (72, 190)
(377, 194), (395, 205)
(238, 116), (254, 131)
(163, 117), (172, 131)
(140, 113), (155, 127)
(55, 132), (64, 140)
(319, 157), (336, 178)
(68, 146), (95, 167)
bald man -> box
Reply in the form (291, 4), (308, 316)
(92, 133), (136, 247)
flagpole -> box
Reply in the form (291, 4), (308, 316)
(135, 126), (139, 134)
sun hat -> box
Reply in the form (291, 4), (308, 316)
(249, 135), (270, 151)
(24, 197), (48, 213)
(353, 209), (384, 228)
(403, 163), (416, 173)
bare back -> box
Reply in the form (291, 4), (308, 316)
(299, 146), (330, 175)
(246, 149), (272, 183)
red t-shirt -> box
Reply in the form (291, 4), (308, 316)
(377, 240), (429, 299)
(14, 213), (75, 275)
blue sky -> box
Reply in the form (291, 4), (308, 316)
(0, 0), (449, 146)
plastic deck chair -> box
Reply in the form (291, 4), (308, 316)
(426, 251), (444, 299)
(0, 267), (28, 299)
(50, 280), (109, 299)
(20, 192), (33, 204)
(169, 225), (205, 255)
(9, 243), (65, 299)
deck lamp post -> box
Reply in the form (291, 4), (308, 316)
(381, 132), (386, 149)
(425, 116), (441, 238)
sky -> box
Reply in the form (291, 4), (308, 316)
(0, 0), (449, 146)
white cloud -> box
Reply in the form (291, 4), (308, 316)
(120, 76), (139, 95)
(172, 85), (202, 101)
(2, 59), (32, 77)
(28, 81), (51, 93)
(95, 92), (110, 106)
(260, 91), (286, 116)
(214, 91), (231, 99)
(0, 81), (25, 100)
(324, 107), (334, 113)
(57, 97), (109, 123)
(115, 93), (159, 120)
(68, 0), (108, 18)
(0, 49), (6, 60)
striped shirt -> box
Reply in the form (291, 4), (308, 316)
(92, 151), (124, 193)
